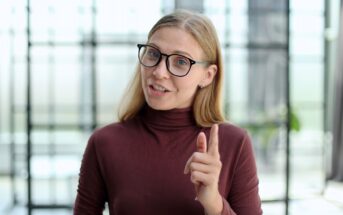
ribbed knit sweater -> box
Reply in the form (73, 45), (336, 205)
(74, 105), (262, 215)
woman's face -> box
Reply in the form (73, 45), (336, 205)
(140, 27), (216, 110)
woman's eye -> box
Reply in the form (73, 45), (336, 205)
(147, 49), (159, 58)
(176, 57), (188, 65)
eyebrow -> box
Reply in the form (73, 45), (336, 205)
(147, 42), (194, 59)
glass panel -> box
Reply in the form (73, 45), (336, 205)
(97, 45), (137, 124)
(0, 0), (330, 214)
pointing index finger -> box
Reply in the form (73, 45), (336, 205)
(208, 124), (219, 156)
(196, 132), (207, 153)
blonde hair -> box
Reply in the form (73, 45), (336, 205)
(118, 10), (224, 127)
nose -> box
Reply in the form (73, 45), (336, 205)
(152, 56), (170, 79)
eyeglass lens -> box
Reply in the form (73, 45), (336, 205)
(138, 45), (191, 77)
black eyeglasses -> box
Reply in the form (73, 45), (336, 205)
(137, 44), (209, 77)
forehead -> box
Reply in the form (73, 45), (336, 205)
(148, 27), (204, 59)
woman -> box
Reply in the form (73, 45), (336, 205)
(74, 10), (262, 215)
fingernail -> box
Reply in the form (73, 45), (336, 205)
(194, 196), (198, 201)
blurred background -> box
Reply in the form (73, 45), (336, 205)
(0, 0), (343, 214)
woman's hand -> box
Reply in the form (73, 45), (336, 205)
(184, 124), (223, 215)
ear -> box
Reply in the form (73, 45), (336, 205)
(199, 64), (217, 88)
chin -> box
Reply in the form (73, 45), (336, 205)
(146, 101), (172, 110)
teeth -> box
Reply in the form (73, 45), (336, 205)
(153, 84), (167, 92)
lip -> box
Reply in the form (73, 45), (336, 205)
(148, 84), (167, 97)
(147, 83), (174, 97)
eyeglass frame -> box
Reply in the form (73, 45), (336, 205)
(137, 44), (211, 77)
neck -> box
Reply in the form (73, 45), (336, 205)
(139, 104), (196, 130)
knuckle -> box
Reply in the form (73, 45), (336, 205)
(189, 162), (196, 171)
(192, 171), (200, 178)
(217, 160), (222, 168)
(193, 152), (201, 160)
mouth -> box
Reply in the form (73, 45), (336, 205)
(149, 84), (171, 93)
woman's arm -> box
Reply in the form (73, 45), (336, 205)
(221, 133), (262, 215)
(74, 134), (108, 215)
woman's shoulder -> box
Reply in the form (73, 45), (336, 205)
(218, 121), (248, 139)
(91, 119), (141, 142)
(217, 121), (251, 148)
(217, 121), (253, 156)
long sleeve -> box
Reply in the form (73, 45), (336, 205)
(221, 133), (262, 215)
(73, 109), (262, 214)
(74, 134), (108, 215)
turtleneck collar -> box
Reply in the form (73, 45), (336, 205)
(139, 104), (197, 130)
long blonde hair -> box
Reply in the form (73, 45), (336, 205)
(118, 10), (224, 127)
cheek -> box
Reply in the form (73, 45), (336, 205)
(140, 70), (148, 92)
(140, 68), (149, 83)
(176, 75), (201, 90)
(140, 66), (153, 79)
(140, 66), (146, 77)
(174, 79), (199, 95)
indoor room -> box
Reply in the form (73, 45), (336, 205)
(0, 0), (343, 214)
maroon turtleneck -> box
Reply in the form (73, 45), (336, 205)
(74, 106), (262, 215)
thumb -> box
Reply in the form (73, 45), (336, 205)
(196, 132), (207, 153)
